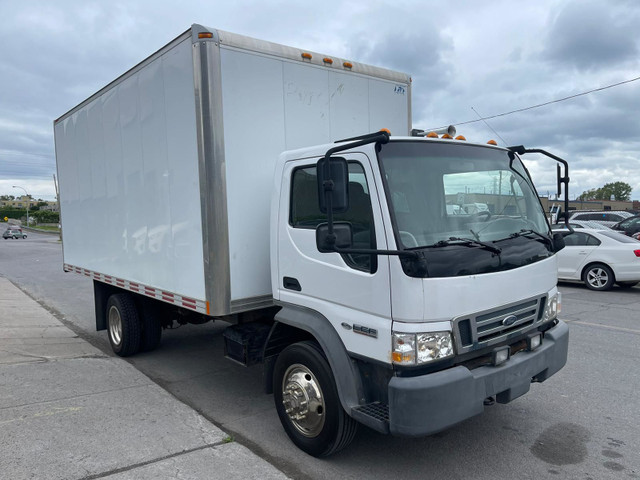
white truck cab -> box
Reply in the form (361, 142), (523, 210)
(267, 133), (567, 450)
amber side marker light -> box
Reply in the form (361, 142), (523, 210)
(487, 139), (498, 145)
(198, 32), (213, 39)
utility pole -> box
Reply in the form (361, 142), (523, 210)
(12, 185), (29, 228)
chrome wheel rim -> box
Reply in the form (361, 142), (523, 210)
(587, 268), (609, 289)
(281, 364), (325, 437)
(108, 306), (123, 346)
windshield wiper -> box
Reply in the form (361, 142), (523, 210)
(497, 229), (552, 246)
(426, 237), (502, 255)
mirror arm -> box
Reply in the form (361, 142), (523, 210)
(319, 131), (391, 245)
(507, 146), (574, 234)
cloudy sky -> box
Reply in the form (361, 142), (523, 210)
(1, 0), (639, 201)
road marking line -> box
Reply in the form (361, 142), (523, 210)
(570, 321), (640, 334)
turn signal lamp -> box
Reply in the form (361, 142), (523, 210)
(198, 32), (213, 39)
(441, 134), (453, 139)
(455, 135), (466, 141)
(301, 52), (312, 60)
(487, 139), (498, 145)
(426, 132), (439, 138)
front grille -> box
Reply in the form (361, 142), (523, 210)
(453, 296), (545, 354)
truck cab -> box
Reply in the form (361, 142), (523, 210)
(268, 134), (568, 455)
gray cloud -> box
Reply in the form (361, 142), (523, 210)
(542, 0), (640, 71)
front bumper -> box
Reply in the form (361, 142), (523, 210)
(387, 320), (569, 436)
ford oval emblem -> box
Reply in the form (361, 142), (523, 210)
(502, 315), (518, 326)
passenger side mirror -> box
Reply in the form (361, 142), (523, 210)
(317, 156), (349, 214)
(316, 222), (353, 252)
(552, 232), (566, 253)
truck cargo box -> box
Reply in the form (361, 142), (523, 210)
(54, 24), (411, 316)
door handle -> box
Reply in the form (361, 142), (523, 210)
(283, 277), (301, 291)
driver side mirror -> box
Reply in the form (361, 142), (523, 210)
(316, 222), (353, 252)
(317, 156), (349, 213)
(552, 232), (566, 253)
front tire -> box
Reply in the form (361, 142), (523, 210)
(106, 293), (141, 356)
(583, 263), (614, 291)
(273, 341), (357, 457)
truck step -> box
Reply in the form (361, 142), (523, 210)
(351, 402), (389, 434)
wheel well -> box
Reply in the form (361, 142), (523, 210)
(581, 262), (615, 282)
(262, 322), (315, 394)
(94, 281), (122, 331)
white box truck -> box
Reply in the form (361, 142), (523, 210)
(54, 24), (570, 457)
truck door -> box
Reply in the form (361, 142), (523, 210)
(276, 153), (392, 363)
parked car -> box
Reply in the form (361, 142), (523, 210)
(551, 220), (612, 231)
(3, 228), (27, 239)
(557, 229), (640, 290)
(611, 214), (640, 237)
(568, 210), (633, 228)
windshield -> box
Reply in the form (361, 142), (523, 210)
(378, 141), (552, 277)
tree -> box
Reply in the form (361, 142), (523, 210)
(578, 182), (632, 202)
(31, 210), (59, 224)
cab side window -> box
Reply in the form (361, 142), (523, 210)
(290, 162), (377, 272)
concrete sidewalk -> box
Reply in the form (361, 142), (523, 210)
(0, 277), (289, 480)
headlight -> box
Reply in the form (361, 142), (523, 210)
(543, 292), (561, 323)
(392, 331), (454, 365)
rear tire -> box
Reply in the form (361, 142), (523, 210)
(106, 293), (141, 356)
(583, 263), (614, 291)
(273, 341), (357, 457)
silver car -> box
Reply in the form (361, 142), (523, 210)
(2, 228), (27, 239)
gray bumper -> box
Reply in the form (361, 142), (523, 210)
(388, 320), (569, 436)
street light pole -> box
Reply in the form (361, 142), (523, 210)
(12, 185), (29, 228)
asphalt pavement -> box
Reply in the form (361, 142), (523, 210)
(0, 276), (289, 480)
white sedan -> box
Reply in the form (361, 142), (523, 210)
(557, 229), (640, 291)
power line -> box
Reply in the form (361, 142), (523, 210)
(471, 106), (508, 145)
(432, 74), (640, 130)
